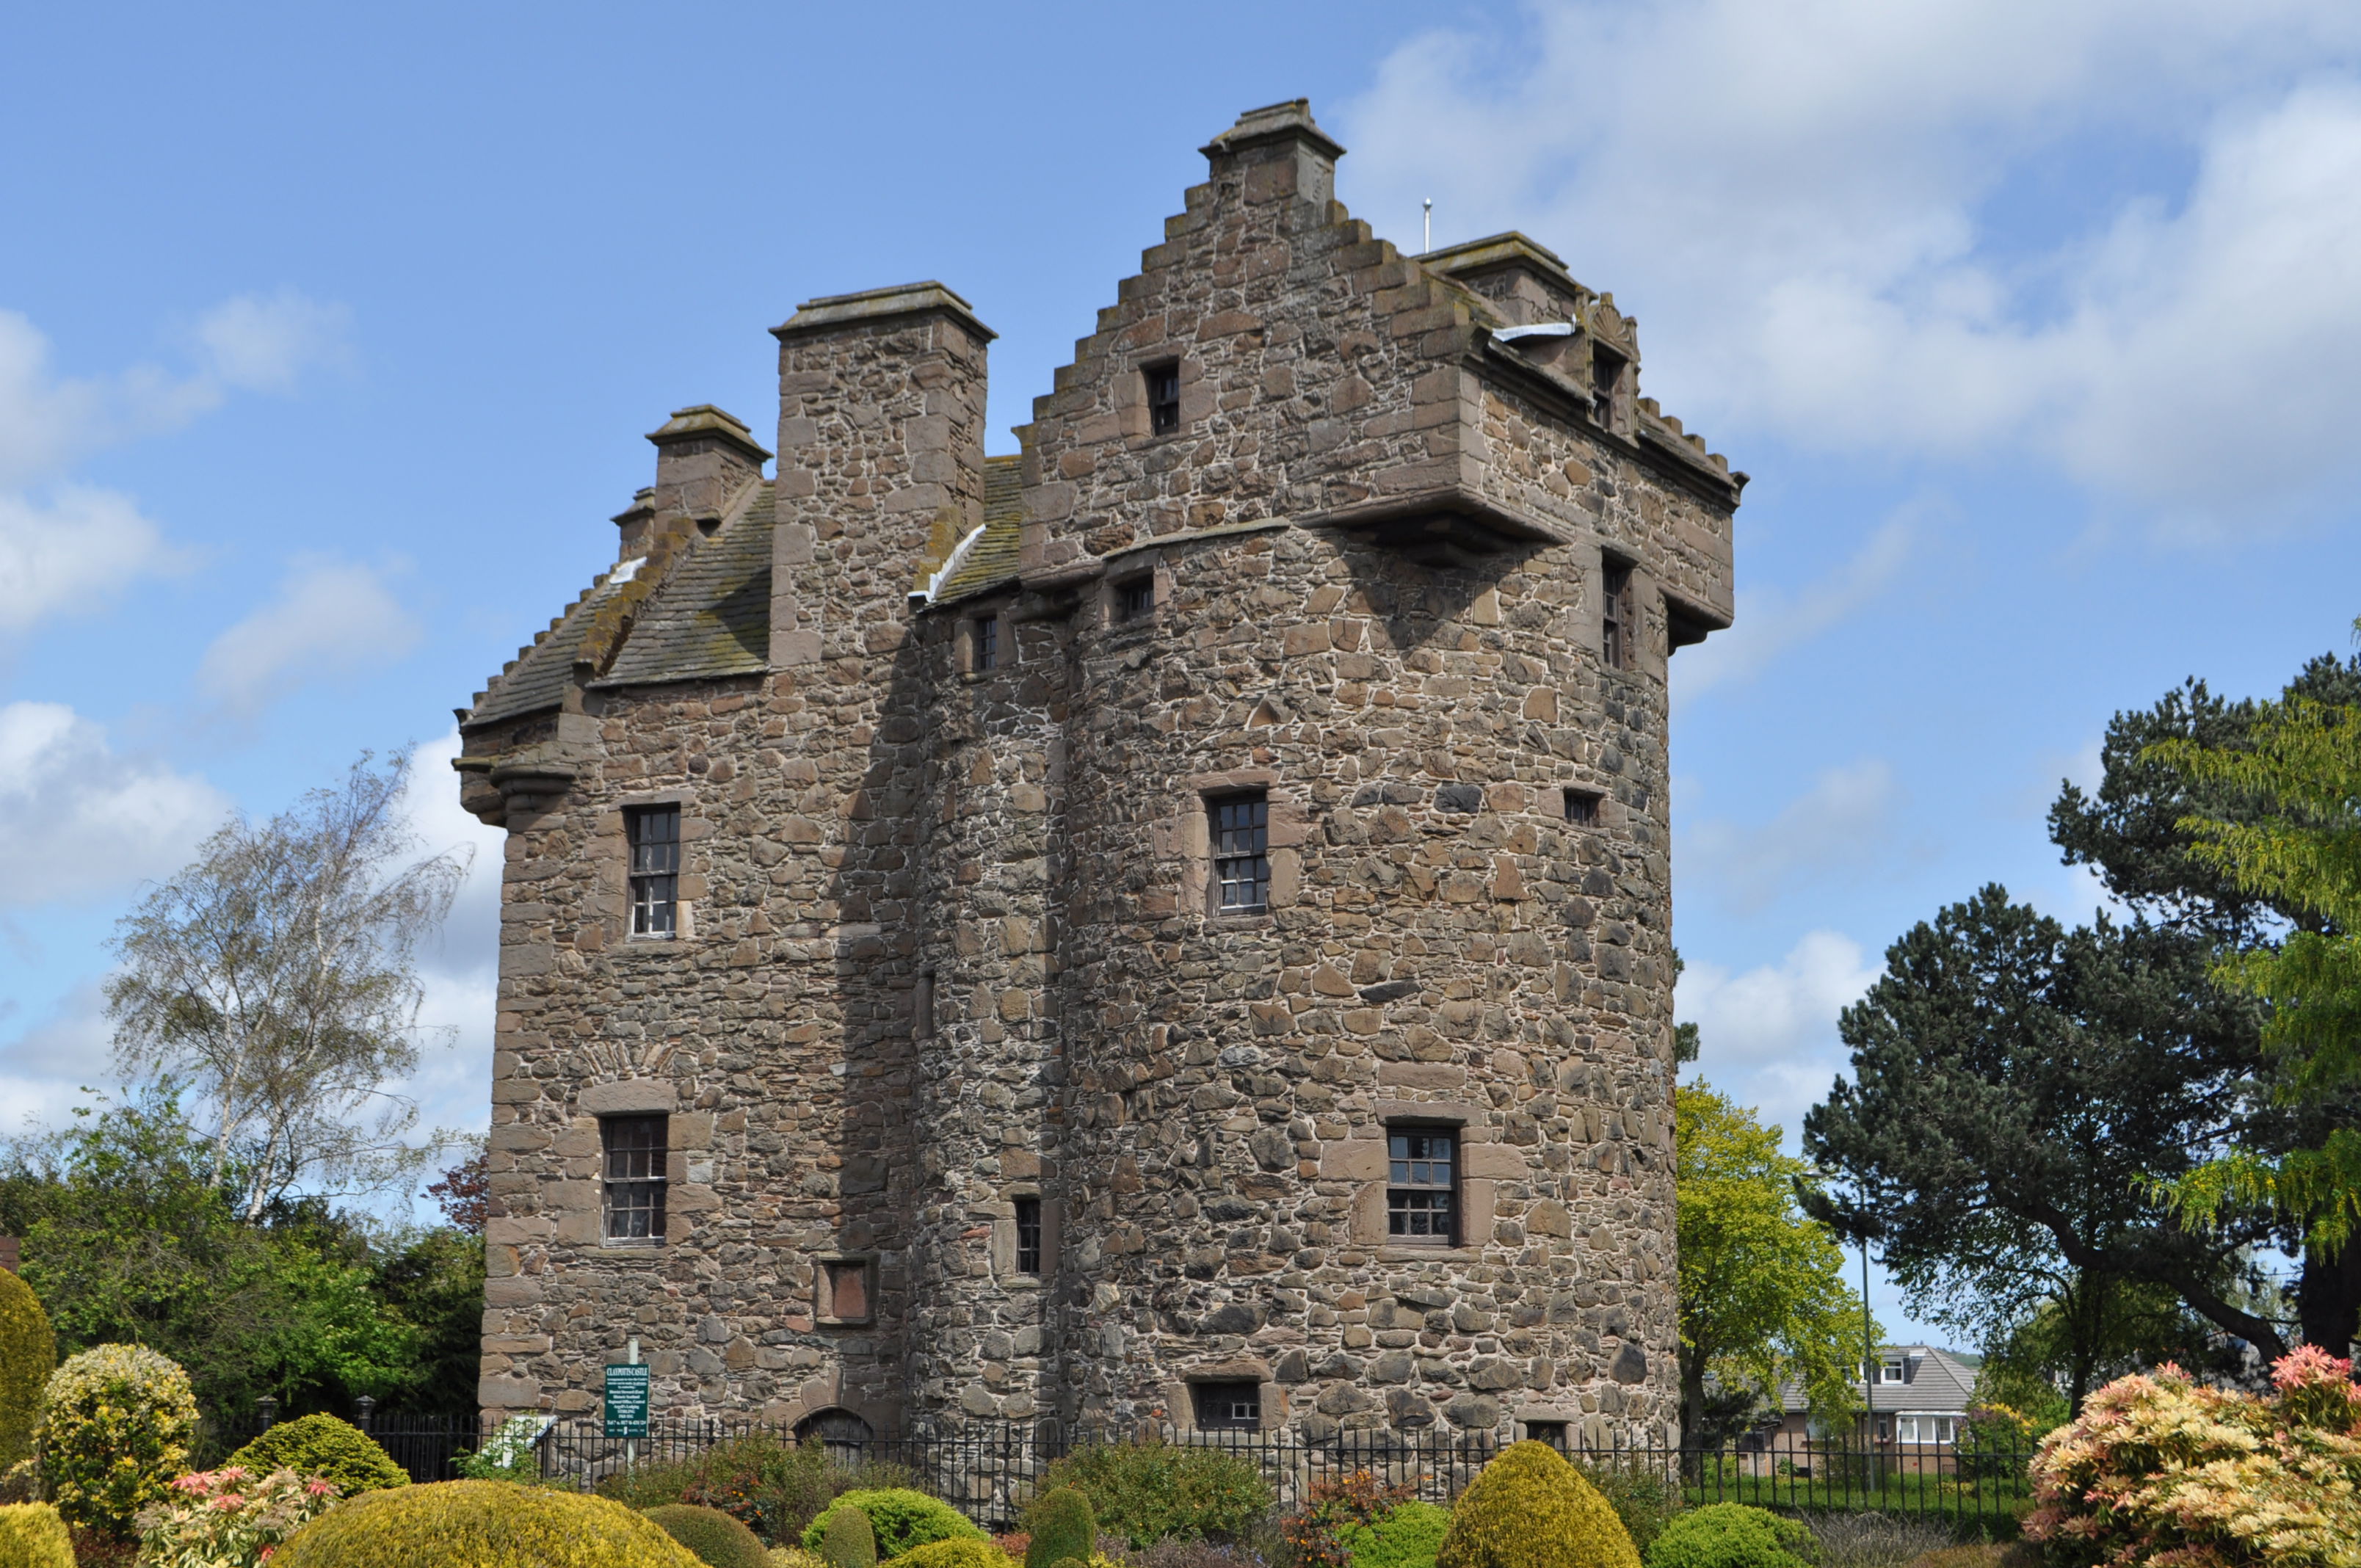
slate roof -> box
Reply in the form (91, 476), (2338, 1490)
(466, 570), (636, 727)
(1780, 1345), (1980, 1415)
(929, 455), (1023, 603)
(595, 483), (774, 687)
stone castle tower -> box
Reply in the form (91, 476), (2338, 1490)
(457, 101), (1740, 1448)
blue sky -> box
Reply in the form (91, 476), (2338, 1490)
(5, 1), (2360, 1348)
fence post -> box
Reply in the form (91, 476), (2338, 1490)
(257, 1395), (278, 1431)
(355, 1395), (375, 1432)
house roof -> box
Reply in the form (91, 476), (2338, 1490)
(926, 455), (1023, 604)
(594, 483), (774, 688)
(1780, 1345), (1980, 1415)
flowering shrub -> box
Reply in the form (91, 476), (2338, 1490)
(1281, 1470), (1413, 1568)
(134, 1467), (339, 1568)
(2025, 1343), (2361, 1567)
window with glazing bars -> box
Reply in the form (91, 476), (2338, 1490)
(1211, 793), (1270, 912)
(973, 614), (1000, 671)
(602, 1114), (667, 1242)
(1014, 1196), (1042, 1275)
(627, 806), (681, 937)
(1600, 563), (1634, 670)
(1116, 575), (1156, 622)
(1388, 1127), (1457, 1245)
(1192, 1380), (1260, 1431)
(1146, 363), (1181, 435)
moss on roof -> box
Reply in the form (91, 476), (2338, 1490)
(595, 483), (773, 687)
(929, 455), (1023, 603)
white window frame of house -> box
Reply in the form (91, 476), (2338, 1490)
(1894, 1414), (1956, 1445)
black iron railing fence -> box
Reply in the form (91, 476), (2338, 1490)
(213, 1412), (2036, 1536)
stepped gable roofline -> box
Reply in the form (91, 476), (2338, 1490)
(1200, 98), (1346, 164)
(647, 403), (772, 465)
(771, 281), (995, 344)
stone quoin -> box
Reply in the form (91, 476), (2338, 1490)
(456, 99), (1742, 1447)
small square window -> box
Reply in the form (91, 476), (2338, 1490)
(601, 1114), (667, 1243)
(1387, 1126), (1457, 1246)
(1564, 788), (1600, 825)
(1211, 793), (1270, 913)
(973, 615), (1001, 672)
(1115, 575), (1156, 623)
(822, 1259), (874, 1324)
(1145, 362), (1181, 436)
(1014, 1196), (1042, 1276)
(626, 806), (681, 937)
(1192, 1379), (1261, 1431)
(1600, 562), (1634, 671)
(1523, 1420), (1570, 1451)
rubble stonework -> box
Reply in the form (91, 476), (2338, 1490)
(456, 100), (1741, 1447)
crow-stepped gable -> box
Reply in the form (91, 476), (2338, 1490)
(456, 100), (1741, 1448)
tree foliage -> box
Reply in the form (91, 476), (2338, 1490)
(1675, 1083), (1869, 1442)
(1804, 888), (2285, 1389)
(2147, 689), (2361, 1257)
(106, 752), (467, 1219)
(0, 1091), (485, 1423)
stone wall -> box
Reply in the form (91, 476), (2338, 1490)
(458, 99), (1736, 1450)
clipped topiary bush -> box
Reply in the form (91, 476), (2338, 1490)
(1436, 1441), (1639, 1568)
(1565, 1458), (1681, 1560)
(1339, 1500), (1452, 1568)
(647, 1502), (772, 1568)
(1035, 1441), (1272, 1548)
(805, 1490), (983, 1561)
(228, 1413), (409, 1495)
(32, 1344), (198, 1536)
(1642, 1504), (1814, 1568)
(773, 1551), (832, 1568)
(0, 1272), (56, 1476)
(0, 1502), (73, 1568)
(891, 1542), (1016, 1568)
(1024, 1487), (1098, 1568)
(819, 1502), (879, 1568)
(272, 1480), (703, 1568)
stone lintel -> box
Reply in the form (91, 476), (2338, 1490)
(579, 1078), (680, 1115)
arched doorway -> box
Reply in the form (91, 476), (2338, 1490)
(794, 1406), (874, 1461)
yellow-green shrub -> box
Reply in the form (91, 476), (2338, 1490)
(32, 1344), (197, 1536)
(890, 1541), (1016, 1568)
(646, 1502), (771, 1568)
(0, 1274), (55, 1475)
(228, 1414), (408, 1495)
(1435, 1441), (1639, 1568)
(0, 1502), (73, 1568)
(805, 1491), (982, 1559)
(772, 1549), (833, 1568)
(272, 1481), (703, 1568)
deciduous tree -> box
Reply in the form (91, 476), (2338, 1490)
(1676, 1083), (1869, 1445)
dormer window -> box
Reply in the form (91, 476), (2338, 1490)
(1145, 362), (1181, 436)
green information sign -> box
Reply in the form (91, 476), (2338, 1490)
(603, 1362), (650, 1437)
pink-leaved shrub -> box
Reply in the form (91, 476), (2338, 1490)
(2025, 1343), (2361, 1567)
(134, 1465), (341, 1568)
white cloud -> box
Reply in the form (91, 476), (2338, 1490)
(194, 289), (353, 393)
(1675, 517), (1915, 701)
(0, 484), (189, 634)
(390, 729), (505, 1150)
(0, 982), (119, 1135)
(1339, 1), (2361, 526)
(1686, 758), (1904, 912)
(1678, 929), (1883, 1146)
(197, 558), (421, 716)
(0, 293), (352, 636)
(0, 702), (228, 905)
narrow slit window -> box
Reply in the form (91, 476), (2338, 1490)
(1116, 575), (1156, 623)
(1146, 362), (1181, 436)
(973, 614), (1000, 672)
(1192, 1380), (1261, 1431)
(626, 806), (681, 937)
(1014, 1196), (1042, 1276)
(1211, 793), (1271, 913)
(1591, 349), (1623, 428)
(602, 1114), (668, 1243)
(1387, 1126), (1457, 1246)
(1600, 563), (1634, 671)
(1564, 788), (1601, 825)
